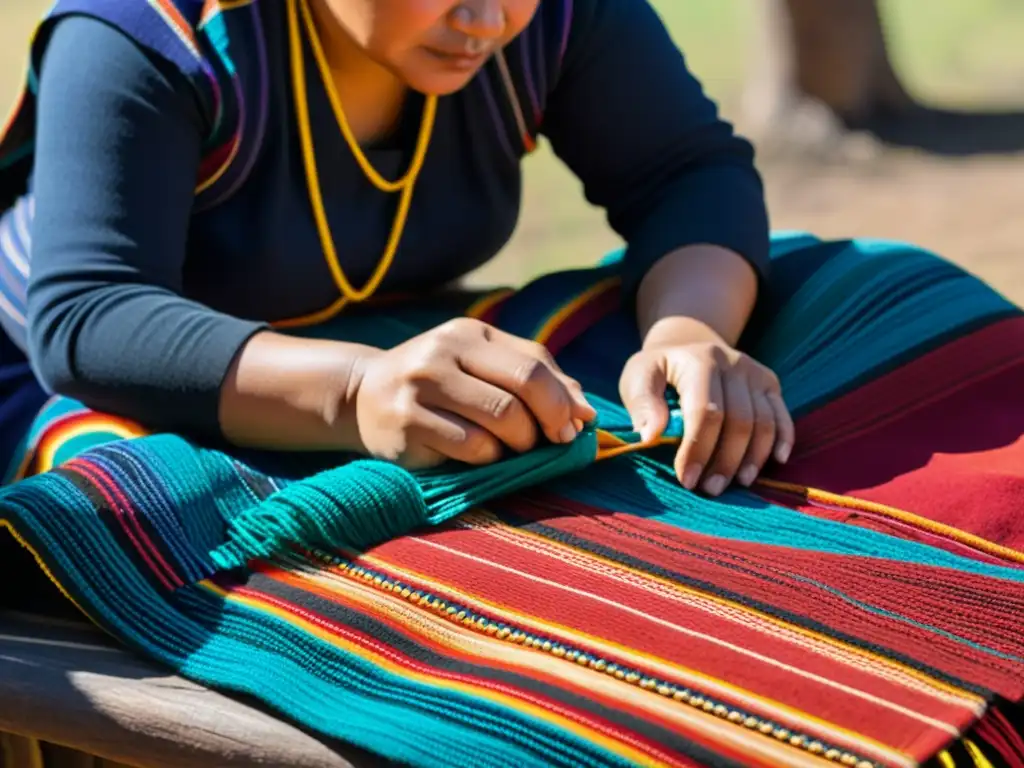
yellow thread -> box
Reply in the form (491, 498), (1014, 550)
(597, 426), (1023, 570)
(10, 443), (36, 483)
(282, 561), (852, 767)
(465, 287), (516, 320)
(277, 0), (437, 328)
(0, 735), (46, 768)
(194, 1), (259, 191)
(36, 420), (147, 475)
(193, 141), (239, 198)
(1, 18), (43, 143)
(356, 546), (926, 763)
(211, 0), (254, 12)
(533, 277), (619, 345)
(200, 580), (671, 767)
(27, 737), (44, 768)
(299, 0), (422, 194)
(459, 509), (982, 706)
(595, 438), (1024, 564)
(1, 90), (26, 147)
(963, 739), (995, 768)
(757, 478), (1024, 566)
(595, 431), (678, 461)
(0, 519), (97, 628)
(936, 751), (956, 768)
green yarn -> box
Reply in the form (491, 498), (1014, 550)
(210, 426), (599, 570)
(417, 425), (598, 522)
(210, 461), (427, 570)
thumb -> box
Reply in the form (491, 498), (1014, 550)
(619, 353), (670, 443)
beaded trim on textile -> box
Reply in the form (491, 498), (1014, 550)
(303, 546), (881, 768)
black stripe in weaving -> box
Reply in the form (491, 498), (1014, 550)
(500, 506), (993, 699)
(241, 571), (746, 768)
(53, 465), (183, 597)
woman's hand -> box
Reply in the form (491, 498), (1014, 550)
(352, 318), (596, 468)
(619, 339), (794, 496)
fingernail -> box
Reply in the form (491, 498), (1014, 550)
(703, 474), (727, 497)
(775, 442), (792, 464)
(558, 423), (577, 443)
(573, 418), (584, 432)
(682, 463), (703, 490)
(738, 464), (758, 487)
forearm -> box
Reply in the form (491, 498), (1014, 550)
(26, 277), (269, 427)
(219, 331), (378, 452)
(29, 280), (378, 451)
(636, 244), (759, 349)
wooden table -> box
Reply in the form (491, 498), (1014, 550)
(0, 611), (387, 768)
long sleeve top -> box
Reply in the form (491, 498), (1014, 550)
(0, 0), (769, 436)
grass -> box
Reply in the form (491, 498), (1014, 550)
(3, 0), (1024, 284)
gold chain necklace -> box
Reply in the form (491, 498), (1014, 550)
(279, 0), (438, 328)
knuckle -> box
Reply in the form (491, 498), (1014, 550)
(486, 392), (518, 421)
(727, 412), (755, 434)
(391, 392), (420, 427)
(512, 356), (551, 391)
(724, 397), (753, 423)
(624, 350), (647, 370)
(463, 430), (500, 462)
(404, 352), (440, 383)
(438, 316), (480, 337)
(431, 317), (481, 348)
(411, 334), (449, 365)
(700, 402), (725, 424)
(405, 335), (459, 379)
(528, 340), (556, 365)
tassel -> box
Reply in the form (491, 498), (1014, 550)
(210, 426), (600, 570)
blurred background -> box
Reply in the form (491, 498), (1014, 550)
(3, 0), (1024, 303)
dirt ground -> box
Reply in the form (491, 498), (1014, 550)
(495, 139), (1024, 308)
(763, 149), (1024, 305)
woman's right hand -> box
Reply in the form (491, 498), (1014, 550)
(351, 318), (597, 468)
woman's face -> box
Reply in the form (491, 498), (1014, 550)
(321, 0), (541, 94)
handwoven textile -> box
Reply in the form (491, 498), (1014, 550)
(2, 233), (1024, 768)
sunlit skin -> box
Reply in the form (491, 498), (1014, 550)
(222, 0), (795, 496)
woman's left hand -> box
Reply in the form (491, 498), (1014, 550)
(619, 340), (794, 496)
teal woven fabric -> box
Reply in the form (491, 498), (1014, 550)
(2, 233), (1024, 768)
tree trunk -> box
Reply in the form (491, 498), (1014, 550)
(743, 0), (914, 151)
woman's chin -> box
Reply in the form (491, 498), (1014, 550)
(401, 51), (493, 96)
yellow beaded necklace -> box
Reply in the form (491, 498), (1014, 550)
(279, 0), (438, 328)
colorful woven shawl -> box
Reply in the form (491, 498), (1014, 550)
(3, 233), (1024, 768)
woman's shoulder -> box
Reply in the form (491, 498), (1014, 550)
(26, 0), (267, 134)
(27, 1), (269, 209)
(38, 15), (198, 102)
(17, 13), (211, 177)
(31, 1), (207, 103)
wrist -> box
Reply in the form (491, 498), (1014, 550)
(636, 245), (758, 347)
(321, 345), (380, 436)
(218, 331), (381, 452)
(642, 315), (727, 351)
